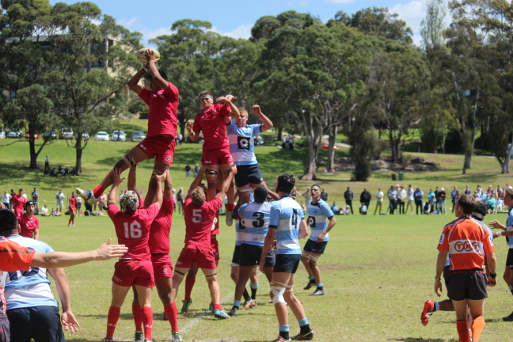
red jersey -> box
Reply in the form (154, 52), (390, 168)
(192, 104), (231, 151)
(18, 213), (40, 239)
(183, 196), (222, 245)
(108, 203), (159, 260)
(438, 217), (495, 271)
(68, 197), (76, 209)
(149, 198), (173, 254)
(139, 82), (179, 138)
(0, 237), (35, 314)
(11, 194), (26, 217)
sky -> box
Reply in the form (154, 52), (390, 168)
(49, 0), (442, 46)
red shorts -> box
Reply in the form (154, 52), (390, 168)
(112, 259), (155, 287)
(151, 254), (173, 279)
(68, 206), (76, 213)
(136, 135), (176, 166)
(202, 147), (233, 166)
(211, 236), (220, 261)
(176, 244), (216, 269)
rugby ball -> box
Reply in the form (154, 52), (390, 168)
(136, 47), (160, 63)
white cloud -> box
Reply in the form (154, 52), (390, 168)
(118, 17), (138, 27)
(390, 0), (426, 34)
(140, 27), (174, 46)
(210, 24), (252, 39)
(325, 0), (355, 3)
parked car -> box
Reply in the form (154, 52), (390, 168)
(8, 129), (21, 138)
(60, 128), (74, 140)
(75, 132), (90, 140)
(131, 131), (146, 142)
(43, 130), (57, 140)
(95, 131), (110, 141)
(111, 130), (126, 141)
(25, 133), (39, 139)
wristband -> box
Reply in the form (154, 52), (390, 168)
(142, 66), (149, 72)
(490, 273), (497, 279)
(497, 231), (502, 237)
(434, 276), (441, 281)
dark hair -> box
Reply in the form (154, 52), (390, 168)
(0, 209), (18, 233)
(145, 69), (168, 81)
(277, 173), (295, 194)
(254, 186), (268, 203)
(472, 202), (487, 221)
(456, 194), (476, 215)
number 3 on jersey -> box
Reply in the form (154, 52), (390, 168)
(123, 222), (142, 238)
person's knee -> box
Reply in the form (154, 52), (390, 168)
(271, 286), (286, 304)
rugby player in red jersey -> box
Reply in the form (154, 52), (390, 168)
(18, 201), (39, 240)
(103, 169), (166, 342)
(11, 189), (26, 218)
(186, 91), (240, 224)
(77, 48), (179, 206)
(68, 192), (77, 227)
(128, 165), (181, 342)
(170, 164), (236, 323)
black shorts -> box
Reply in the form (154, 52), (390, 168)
(506, 248), (513, 268)
(0, 314), (9, 342)
(443, 265), (450, 290)
(235, 164), (264, 188)
(7, 306), (65, 342)
(231, 245), (241, 264)
(273, 254), (301, 273)
(303, 239), (328, 255)
(238, 243), (275, 267)
(76, 202), (82, 209)
(447, 270), (487, 301)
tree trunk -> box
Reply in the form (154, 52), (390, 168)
(325, 124), (338, 173)
(462, 152), (472, 174)
(75, 137), (83, 174)
(390, 137), (401, 163)
(277, 127), (283, 142)
(301, 127), (322, 180)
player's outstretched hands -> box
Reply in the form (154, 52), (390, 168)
(489, 220), (505, 230)
(230, 163), (238, 175)
(152, 169), (168, 182)
(252, 104), (263, 116)
(216, 94), (237, 103)
(110, 169), (125, 187)
(145, 48), (157, 64)
(61, 311), (80, 333)
(186, 121), (194, 133)
(95, 238), (128, 260)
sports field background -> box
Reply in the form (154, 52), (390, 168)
(1, 126), (513, 341)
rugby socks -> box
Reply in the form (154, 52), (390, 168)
(250, 282), (259, 300)
(142, 306), (153, 341)
(164, 303), (179, 332)
(227, 203), (235, 212)
(456, 320), (470, 342)
(307, 276), (315, 285)
(316, 284), (324, 291)
(298, 318), (312, 335)
(93, 185), (104, 199)
(509, 285), (513, 295)
(213, 303), (223, 311)
(279, 325), (290, 340)
(185, 276), (196, 301)
(471, 316), (485, 341)
(106, 306), (121, 338)
(243, 289), (251, 302)
(434, 302), (440, 311)
(132, 304), (143, 331)
(233, 299), (241, 310)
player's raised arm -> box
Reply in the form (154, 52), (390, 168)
(252, 105), (273, 132)
(217, 94), (240, 121)
(146, 48), (169, 90)
(187, 165), (207, 196)
(151, 170), (167, 210)
(127, 69), (146, 95)
(186, 121), (199, 142)
(216, 164), (236, 201)
(107, 169), (125, 206)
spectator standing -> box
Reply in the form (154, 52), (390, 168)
(44, 155), (50, 171)
(344, 187), (354, 215)
(464, 185), (471, 195)
(176, 187), (185, 215)
(414, 187), (424, 214)
(388, 186), (398, 215)
(405, 185), (414, 214)
(55, 189), (65, 213)
(185, 163), (191, 179)
(302, 187), (311, 208)
(2, 190), (11, 210)
(288, 136), (294, 150)
(320, 188), (329, 202)
(31, 187), (40, 215)
(194, 164), (199, 177)
(451, 186), (459, 213)
(398, 186), (407, 214)
(374, 188), (384, 215)
(437, 187), (447, 214)
(76, 195), (82, 217)
(360, 187), (371, 213)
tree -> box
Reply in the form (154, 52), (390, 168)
(421, 0), (447, 50)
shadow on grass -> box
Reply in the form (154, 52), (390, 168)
(391, 339), (446, 342)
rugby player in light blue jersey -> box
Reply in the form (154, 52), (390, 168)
(301, 184), (336, 296)
(225, 105), (273, 225)
(260, 174), (313, 342)
(228, 186), (274, 316)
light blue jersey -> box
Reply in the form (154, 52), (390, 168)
(269, 197), (304, 254)
(227, 121), (262, 166)
(5, 235), (57, 310)
(307, 199), (334, 242)
(238, 201), (271, 247)
(235, 219), (245, 246)
(506, 208), (513, 248)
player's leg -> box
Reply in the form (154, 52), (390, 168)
(106, 283), (131, 339)
(182, 262), (198, 314)
(204, 164), (220, 201)
(502, 257), (513, 321)
(301, 251), (315, 290)
(453, 299), (471, 342)
(307, 252), (325, 295)
(270, 272), (293, 341)
(230, 265), (254, 316)
(468, 299), (486, 342)
(284, 275), (314, 341)
(135, 285), (153, 341)
(156, 277), (179, 339)
(220, 162), (235, 225)
(249, 265), (259, 301)
(131, 287), (144, 341)
(202, 268), (230, 319)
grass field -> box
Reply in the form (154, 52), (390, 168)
(1, 123), (513, 342)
